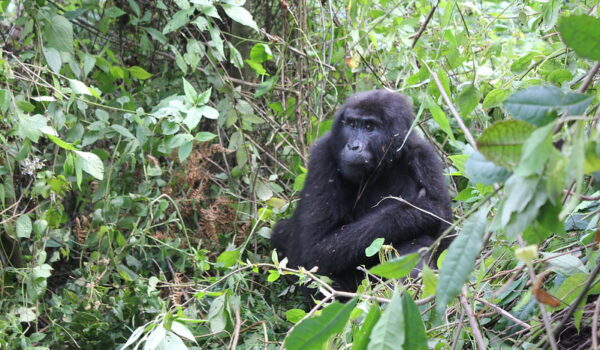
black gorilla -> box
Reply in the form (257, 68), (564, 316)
(271, 90), (452, 291)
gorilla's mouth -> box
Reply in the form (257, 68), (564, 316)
(339, 159), (373, 181)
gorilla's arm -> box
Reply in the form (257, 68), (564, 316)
(300, 140), (451, 276)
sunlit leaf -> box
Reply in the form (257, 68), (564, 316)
(368, 291), (404, 350)
(477, 120), (535, 169)
(222, 4), (258, 31)
(369, 253), (419, 279)
(285, 300), (357, 350)
(351, 304), (381, 350)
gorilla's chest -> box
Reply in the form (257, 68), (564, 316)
(350, 169), (420, 217)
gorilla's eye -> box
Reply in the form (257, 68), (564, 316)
(365, 121), (374, 131)
(347, 120), (357, 128)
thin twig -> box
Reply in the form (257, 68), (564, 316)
(425, 63), (478, 149)
(411, 1), (440, 48)
(230, 305), (242, 350)
(517, 236), (558, 350)
(377, 195), (455, 226)
(592, 296), (600, 350)
(475, 297), (531, 330)
(460, 288), (486, 350)
(577, 62), (600, 93)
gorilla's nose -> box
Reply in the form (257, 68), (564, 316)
(347, 143), (361, 151)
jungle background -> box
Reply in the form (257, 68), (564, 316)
(1, 0), (599, 349)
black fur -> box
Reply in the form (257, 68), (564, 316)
(271, 90), (452, 291)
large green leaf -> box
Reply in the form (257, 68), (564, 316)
(221, 5), (258, 31)
(500, 175), (539, 227)
(477, 120), (535, 169)
(285, 299), (357, 350)
(44, 15), (73, 53)
(515, 122), (554, 176)
(368, 291), (404, 350)
(352, 304), (381, 350)
(457, 84), (480, 117)
(465, 151), (511, 185)
(74, 150), (104, 180)
(369, 253), (419, 279)
(436, 205), (489, 313)
(401, 293), (428, 350)
(504, 86), (592, 126)
(558, 15), (600, 60)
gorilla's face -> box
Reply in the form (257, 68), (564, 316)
(336, 107), (389, 182)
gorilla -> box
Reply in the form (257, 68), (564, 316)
(271, 90), (452, 291)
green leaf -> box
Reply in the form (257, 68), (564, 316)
(197, 88), (212, 105)
(436, 205), (489, 313)
(421, 266), (437, 297)
(285, 300), (357, 350)
(477, 120), (535, 169)
(178, 140), (193, 161)
(369, 253), (419, 279)
(221, 4), (258, 31)
(163, 8), (192, 34)
(553, 273), (587, 311)
(267, 269), (280, 282)
(558, 15), (600, 60)
(504, 182), (547, 240)
(45, 15), (73, 53)
(43, 47), (62, 73)
(198, 105), (219, 120)
(457, 84), (480, 117)
(585, 139), (600, 174)
(465, 151), (511, 185)
(245, 59), (267, 75)
(365, 238), (385, 257)
(504, 86), (593, 126)
(424, 96), (454, 140)
(285, 309), (307, 324)
(249, 43), (273, 63)
(293, 173), (306, 191)
(16, 214), (32, 238)
(401, 293), (428, 350)
(128, 66), (152, 80)
(515, 122), (554, 176)
(183, 108), (202, 130)
(105, 6), (126, 18)
(74, 150), (104, 180)
(46, 134), (77, 151)
(195, 132), (217, 142)
(216, 249), (240, 267)
(0, 89), (10, 113)
(368, 291), (404, 350)
(18, 115), (49, 142)
(171, 321), (196, 343)
(144, 27), (168, 44)
(500, 175), (539, 227)
(68, 79), (92, 95)
(256, 182), (273, 201)
(145, 325), (167, 350)
(547, 69), (573, 85)
(482, 88), (511, 109)
(111, 124), (136, 140)
(352, 305), (381, 350)
(182, 78), (198, 103)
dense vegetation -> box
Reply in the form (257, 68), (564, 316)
(1, 0), (599, 349)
